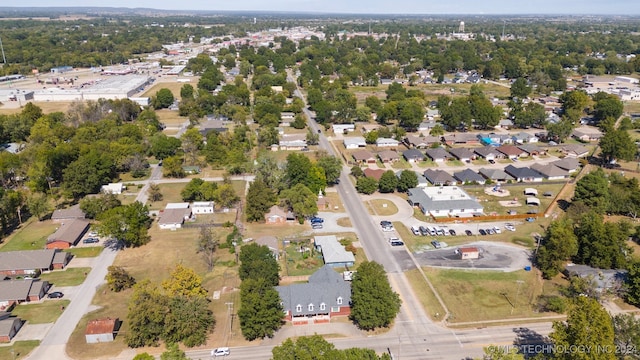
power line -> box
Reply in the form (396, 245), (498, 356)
(0, 35), (6, 64)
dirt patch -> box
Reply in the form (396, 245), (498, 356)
(484, 186), (511, 197)
(499, 200), (522, 207)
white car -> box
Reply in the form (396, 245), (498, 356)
(493, 226), (502, 234)
(212, 347), (230, 357)
(504, 223), (516, 232)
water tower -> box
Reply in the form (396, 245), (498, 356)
(459, 21), (465, 33)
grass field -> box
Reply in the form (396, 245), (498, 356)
(366, 199), (398, 216)
(0, 101), (73, 115)
(40, 267), (92, 287)
(0, 220), (58, 252)
(65, 247), (103, 258)
(465, 183), (565, 216)
(336, 217), (352, 227)
(424, 268), (554, 323)
(405, 269), (447, 321)
(12, 300), (70, 324)
(149, 182), (188, 210)
(0, 340), (40, 360)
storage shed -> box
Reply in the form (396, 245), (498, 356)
(85, 318), (118, 343)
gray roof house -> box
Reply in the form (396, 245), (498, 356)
(0, 315), (23, 343)
(51, 204), (85, 222)
(512, 132), (539, 144)
(425, 147), (450, 162)
(314, 236), (355, 268)
(423, 169), (457, 186)
(454, 169), (486, 184)
(0, 280), (50, 310)
(404, 134), (439, 149)
(478, 168), (515, 182)
(343, 136), (366, 149)
(517, 144), (544, 156)
(448, 148), (476, 162)
(276, 265), (352, 323)
(256, 236), (279, 260)
(565, 264), (627, 292)
(474, 146), (503, 160)
(504, 165), (543, 182)
(403, 149), (425, 163)
(0, 249), (70, 276)
(552, 158), (580, 173)
(561, 144), (590, 158)
(352, 150), (376, 164)
(530, 163), (569, 180)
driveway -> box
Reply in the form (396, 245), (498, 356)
(413, 241), (531, 272)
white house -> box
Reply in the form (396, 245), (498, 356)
(101, 183), (123, 195)
(407, 186), (484, 218)
(332, 124), (355, 133)
(343, 137), (366, 149)
(191, 201), (214, 214)
(375, 138), (400, 147)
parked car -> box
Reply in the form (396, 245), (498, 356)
(389, 237), (404, 246)
(312, 223), (323, 229)
(88, 231), (98, 237)
(48, 291), (64, 299)
(382, 225), (394, 232)
(465, 230), (473, 236)
(504, 223), (516, 231)
(493, 226), (502, 234)
(431, 240), (442, 249)
(436, 228), (445, 236)
(380, 220), (392, 227)
(478, 229), (487, 236)
(419, 226), (429, 236)
(526, 217), (536, 222)
(310, 217), (324, 224)
(411, 226), (421, 236)
(487, 228), (495, 235)
(212, 347), (230, 357)
(488, 159), (496, 164)
(83, 237), (99, 244)
(448, 229), (456, 236)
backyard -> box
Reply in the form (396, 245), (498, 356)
(40, 267), (92, 287)
(12, 300), (70, 324)
(0, 219), (58, 252)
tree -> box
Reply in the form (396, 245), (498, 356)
(351, 166), (365, 178)
(162, 155), (185, 178)
(153, 88), (175, 109)
(280, 183), (318, 222)
(149, 133), (181, 160)
(246, 179), (276, 222)
(600, 129), (636, 164)
(429, 124), (445, 137)
(62, 150), (115, 199)
(180, 84), (194, 100)
(180, 128), (203, 166)
(239, 243), (280, 285)
(536, 219), (578, 279)
(350, 261), (401, 330)
(271, 335), (389, 360)
(163, 296), (215, 347)
(306, 127), (319, 145)
(573, 168), (610, 214)
(97, 201), (152, 248)
(547, 118), (576, 143)
(106, 266), (136, 292)
(574, 211), (630, 270)
(397, 170), (418, 192)
(238, 277), (284, 341)
(132, 353), (155, 360)
(26, 192), (50, 221)
(356, 177), (378, 195)
(126, 280), (168, 348)
(627, 261), (640, 306)
(510, 78), (531, 99)
(160, 343), (188, 360)
(594, 93), (624, 123)
(378, 170), (398, 193)
(215, 183), (240, 208)
(612, 314), (640, 359)
(550, 296), (615, 360)
(80, 193), (122, 219)
(398, 100), (424, 130)
(197, 227), (218, 272)
(316, 153), (342, 185)
(285, 153), (312, 187)
(147, 183), (163, 202)
(161, 264), (208, 299)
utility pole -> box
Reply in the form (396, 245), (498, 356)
(0, 34), (6, 64)
(225, 302), (234, 340)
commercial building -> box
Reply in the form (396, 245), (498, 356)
(408, 186), (483, 218)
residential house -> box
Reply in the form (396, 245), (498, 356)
(423, 169), (457, 186)
(0, 314), (23, 343)
(377, 150), (400, 163)
(561, 144), (590, 158)
(402, 149), (425, 163)
(51, 204), (85, 223)
(404, 134), (438, 149)
(478, 168), (515, 182)
(85, 318), (119, 344)
(191, 201), (214, 214)
(453, 169), (486, 185)
(531, 164), (569, 180)
(255, 236), (279, 260)
(512, 132), (539, 144)
(457, 247), (480, 260)
(276, 265), (352, 325)
(198, 118), (228, 136)
(265, 205), (287, 224)
(363, 168), (385, 181)
(441, 133), (481, 146)
(504, 165), (543, 182)
(498, 119), (514, 129)
(360, 124), (381, 134)
(517, 144), (543, 157)
(497, 145), (526, 159)
(396, 171), (429, 188)
(280, 112), (296, 126)
(375, 137), (400, 148)
(0, 250), (70, 277)
(351, 150), (376, 164)
(565, 264), (627, 292)
(474, 146), (503, 161)
(572, 127), (603, 142)
(0, 280), (50, 310)
(101, 183), (123, 195)
(407, 186), (484, 218)
(448, 148), (476, 163)
(343, 137), (366, 149)
(182, 166), (200, 175)
(279, 134), (307, 151)
(314, 235), (355, 268)
(158, 204), (192, 230)
(46, 219), (90, 249)
(332, 124), (355, 133)
(425, 147), (450, 163)
(552, 158), (580, 173)
(417, 120), (437, 131)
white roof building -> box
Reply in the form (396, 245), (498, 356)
(408, 186), (483, 218)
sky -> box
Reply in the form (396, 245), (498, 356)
(8, 0), (640, 15)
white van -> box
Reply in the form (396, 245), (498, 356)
(411, 226), (421, 236)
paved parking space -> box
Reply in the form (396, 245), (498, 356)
(12, 323), (53, 342)
(413, 241), (531, 272)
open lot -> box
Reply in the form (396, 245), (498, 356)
(12, 300), (70, 324)
(413, 241), (531, 272)
(0, 220), (58, 252)
(465, 183), (565, 216)
(0, 340), (40, 360)
(365, 199), (398, 216)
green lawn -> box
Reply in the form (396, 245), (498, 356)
(282, 239), (324, 276)
(391, 159), (412, 169)
(65, 247), (103, 258)
(12, 300), (70, 324)
(0, 220), (58, 252)
(40, 267), (91, 287)
(0, 340), (40, 360)
(405, 269), (447, 321)
(464, 183), (565, 216)
(366, 199), (398, 216)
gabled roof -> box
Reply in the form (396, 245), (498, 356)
(442, 133), (479, 144)
(265, 205), (286, 219)
(423, 169), (456, 185)
(453, 169), (485, 183)
(375, 137), (400, 146)
(343, 136), (366, 147)
(496, 145), (525, 157)
(552, 157), (580, 171)
(474, 146), (500, 158)
(478, 168), (515, 181)
(256, 236), (278, 251)
(85, 318), (117, 335)
(517, 144), (542, 155)
(351, 150), (375, 161)
(504, 165), (543, 179)
(448, 147), (475, 160)
(377, 150), (400, 161)
(47, 219), (90, 244)
(158, 208), (191, 226)
(561, 144), (589, 156)
(425, 147), (450, 160)
(403, 149), (425, 160)
(0, 250), (57, 272)
(51, 204), (85, 221)
(0, 317), (22, 337)
(363, 168), (385, 181)
(0, 280), (38, 301)
(314, 235), (355, 265)
(531, 163), (568, 178)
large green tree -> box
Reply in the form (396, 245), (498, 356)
(246, 179), (276, 222)
(153, 88), (175, 109)
(599, 129), (636, 164)
(163, 296), (215, 347)
(573, 168), (610, 214)
(272, 335), (390, 360)
(62, 150), (115, 199)
(126, 280), (168, 348)
(97, 201), (152, 248)
(238, 277), (284, 341)
(280, 183), (318, 221)
(536, 219), (579, 279)
(350, 261), (401, 330)
(397, 170), (418, 192)
(356, 177), (378, 195)
(378, 170), (398, 193)
(239, 243), (280, 286)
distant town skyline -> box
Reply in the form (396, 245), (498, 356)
(7, 1), (640, 15)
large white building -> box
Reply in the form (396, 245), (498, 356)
(33, 75), (151, 102)
(408, 186), (483, 218)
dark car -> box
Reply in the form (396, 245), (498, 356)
(465, 230), (473, 236)
(448, 229), (456, 236)
(431, 240), (442, 249)
(380, 220), (392, 227)
(83, 237), (99, 244)
(419, 226), (429, 236)
(479, 229), (487, 236)
(389, 237), (404, 246)
(310, 217), (324, 224)
(488, 159), (496, 164)
(48, 291), (64, 299)
(487, 228), (495, 235)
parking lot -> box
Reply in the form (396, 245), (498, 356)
(413, 241), (531, 272)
